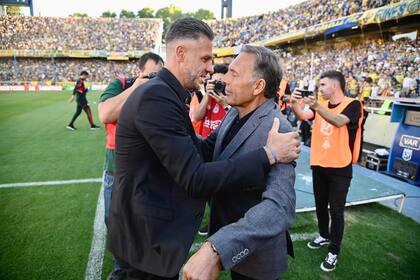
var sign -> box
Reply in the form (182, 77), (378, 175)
(399, 135), (420, 151)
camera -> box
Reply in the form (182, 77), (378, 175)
(296, 89), (313, 98)
(213, 80), (226, 95)
(141, 72), (157, 79)
(125, 77), (137, 88)
(205, 79), (226, 95)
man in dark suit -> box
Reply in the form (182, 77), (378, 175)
(108, 18), (300, 280)
(183, 46), (296, 280)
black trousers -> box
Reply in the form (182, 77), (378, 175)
(115, 257), (178, 280)
(312, 167), (351, 255)
(69, 102), (94, 126)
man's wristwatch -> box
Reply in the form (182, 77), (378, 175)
(207, 241), (219, 255)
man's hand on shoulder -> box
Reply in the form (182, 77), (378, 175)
(182, 241), (221, 280)
(132, 77), (149, 89)
(265, 118), (300, 164)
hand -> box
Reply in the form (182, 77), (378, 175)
(68, 95), (75, 103)
(266, 118), (300, 164)
(303, 95), (319, 110)
(133, 77), (149, 89)
(205, 79), (215, 94)
(182, 242), (221, 280)
(290, 91), (302, 104)
(208, 91), (228, 109)
(206, 80), (229, 109)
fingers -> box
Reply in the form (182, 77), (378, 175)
(270, 117), (280, 134)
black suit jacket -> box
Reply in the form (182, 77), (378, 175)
(108, 68), (269, 277)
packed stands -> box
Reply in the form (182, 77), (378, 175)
(0, 58), (138, 84)
(0, 0), (417, 91)
(0, 15), (161, 51)
(208, 0), (397, 48)
(277, 37), (420, 98)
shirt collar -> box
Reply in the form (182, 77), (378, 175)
(157, 67), (191, 105)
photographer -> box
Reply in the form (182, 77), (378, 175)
(192, 64), (229, 138)
(97, 52), (163, 280)
(290, 70), (363, 272)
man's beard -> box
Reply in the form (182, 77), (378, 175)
(185, 70), (201, 91)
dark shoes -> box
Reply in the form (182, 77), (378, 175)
(308, 236), (338, 272)
(90, 124), (100, 130)
(307, 235), (330, 249)
(321, 252), (338, 272)
(66, 124), (76, 131)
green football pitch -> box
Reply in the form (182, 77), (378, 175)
(0, 91), (419, 279)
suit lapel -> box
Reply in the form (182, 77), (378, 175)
(216, 100), (276, 161)
(213, 109), (237, 160)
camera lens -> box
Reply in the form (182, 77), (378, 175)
(214, 80), (226, 95)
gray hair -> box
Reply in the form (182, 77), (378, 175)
(166, 17), (214, 43)
(240, 45), (283, 99)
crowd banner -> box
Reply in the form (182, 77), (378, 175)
(128, 50), (145, 58)
(359, 0), (420, 25)
(107, 52), (129, 60)
(91, 84), (108, 91)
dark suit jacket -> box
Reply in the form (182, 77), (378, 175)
(107, 68), (270, 277)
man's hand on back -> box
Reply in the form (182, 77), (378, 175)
(266, 118), (301, 164)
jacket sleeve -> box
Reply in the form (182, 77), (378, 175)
(196, 126), (220, 162)
(208, 162), (296, 270)
(135, 85), (269, 198)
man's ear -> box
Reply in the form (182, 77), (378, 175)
(135, 68), (142, 77)
(253, 79), (266, 96)
(175, 44), (186, 62)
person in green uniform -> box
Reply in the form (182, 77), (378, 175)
(98, 53), (164, 280)
(67, 71), (100, 130)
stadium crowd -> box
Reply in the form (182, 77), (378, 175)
(0, 58), (138, 84)
(0, 15), (161, 51)
(208, 0), (398, 48)
(2, 37), (418, 99)
(278, 37), (420, 98)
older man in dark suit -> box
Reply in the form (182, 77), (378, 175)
(108, 18), (300, 280)
(183, 46), (296, 280)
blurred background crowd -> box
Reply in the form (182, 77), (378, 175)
(208, 0), (398, 48)
(0, 15), (161, 51)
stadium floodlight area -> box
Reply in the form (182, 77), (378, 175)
(295, 146), (406, 213)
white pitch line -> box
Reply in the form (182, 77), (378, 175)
(290, 232), (319, 242)
(0, 178), (102, 189)
(85, 181), (106, 280)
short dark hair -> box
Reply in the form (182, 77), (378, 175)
(213, 64), (228, 75)
(80, 71), (89, 76)
(320, 70), (345, 92)
(138, 52), (164, 71)
(166, 17), (214, 43)
(240, 45), (282, 99)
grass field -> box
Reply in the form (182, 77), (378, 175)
(1, 91), (419, 280)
